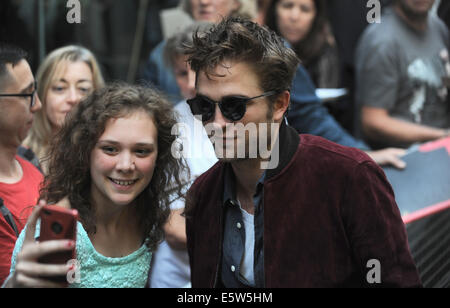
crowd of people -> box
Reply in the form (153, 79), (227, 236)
(0, 0), (449, 288)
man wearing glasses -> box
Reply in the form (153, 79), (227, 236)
(184, 18), (422, 288)
(0, 44), (43, 285)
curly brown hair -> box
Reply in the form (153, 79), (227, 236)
(40, 83), (188, 251)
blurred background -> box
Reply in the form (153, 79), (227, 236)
(0, 0), (186, 82)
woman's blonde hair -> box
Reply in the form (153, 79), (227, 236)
(23, 45), (105, 172)
(182, 0), (256, 20)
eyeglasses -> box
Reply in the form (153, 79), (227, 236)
(0, 81), (38, 109)
(187, 91), (279, 122)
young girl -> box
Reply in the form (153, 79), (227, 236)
(23, 46), (105, 173)
(4, 83), (186, 288)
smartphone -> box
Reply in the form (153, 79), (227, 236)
(38, 205), (78, 284)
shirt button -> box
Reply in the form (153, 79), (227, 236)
(231, 265), (236, 273)
(237, 222), (242, 229)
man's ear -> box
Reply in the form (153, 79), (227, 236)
(272, 90), (290, 123)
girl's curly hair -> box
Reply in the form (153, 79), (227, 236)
(40, 83), (188, 251)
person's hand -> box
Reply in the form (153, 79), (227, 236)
(5, 200), (75, 288)
(366, 148), (407, 169)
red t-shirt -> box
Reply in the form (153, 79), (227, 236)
(0, 156), (43, 285)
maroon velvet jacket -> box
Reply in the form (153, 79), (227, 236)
(185, 124), (422, 288)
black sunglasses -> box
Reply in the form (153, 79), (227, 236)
(187, 91), (279, 122)
(0, 81), (38, 109)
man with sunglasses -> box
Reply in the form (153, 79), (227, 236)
(0, 43), (43, 285)
(184, 18), (421, 288)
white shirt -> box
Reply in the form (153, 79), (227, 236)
(239, 206), (255, 286)
(149, 101), (217, 288)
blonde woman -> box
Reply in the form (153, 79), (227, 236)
(182, 0), (243, 21)
(23, 46), (105, 173)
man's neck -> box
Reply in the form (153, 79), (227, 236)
(230, 120), (283, 213)
(231, 159), (265, 214)
(394, 4), (429, 32)
(0, 147), (23, 184)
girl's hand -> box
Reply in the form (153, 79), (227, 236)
(6, 200), (75, 288)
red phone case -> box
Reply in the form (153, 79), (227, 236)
(38, 205), (78, 284)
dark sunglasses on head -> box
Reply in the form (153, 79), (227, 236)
(187, 91), (280, 122)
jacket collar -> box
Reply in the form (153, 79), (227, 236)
(266, 119), (300, 181)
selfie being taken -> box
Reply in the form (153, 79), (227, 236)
(0, 0), (449, 293)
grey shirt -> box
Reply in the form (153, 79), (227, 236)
(355, 7), (450, 146)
